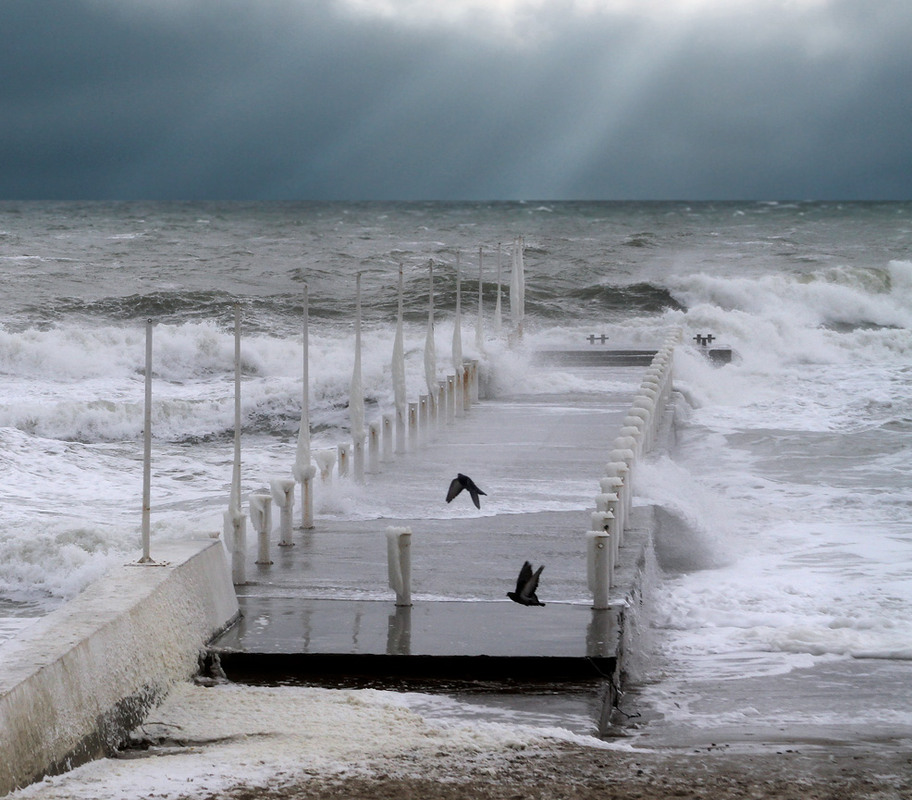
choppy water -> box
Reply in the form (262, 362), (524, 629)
(1, 200), (911, 747)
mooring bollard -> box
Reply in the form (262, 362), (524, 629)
(337, 442), (350, 478)
(386, 526), (412, 607)
(270, 478), (295, 547)
(368, 421), (381, 473)
(382, 413), (394, 461)
(587, 528), (612, 610)
(315, 450), (336, 484)
(250, 493), (273, 565)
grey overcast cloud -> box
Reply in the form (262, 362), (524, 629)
(3, 0), (911, 201)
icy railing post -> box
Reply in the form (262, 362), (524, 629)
(350, 272), (366, 483)
(587, 525), (612, 610)
(227, 513), (247, 586)
(467, 359), (479, 404)
(224, 302), (247, 585)
(250, 493), (273, 565)
(386, 526), (412, 607)
(294, 283), (316, 529)
(419, 395), (429, 446)
(392, 266), (407, 454)
(139, 318), (154, 563)
(270, 478), (295, 547)
(475, 246), (485, 354)
(494, 242), (503, 336)
(462, 364), (472, 413)
(510, 236), (525, 343)
(381, 414), (394, 461)
(368, 420), (381, 473)
(424, 259), (438, 432)
(315, 450), (336, 484)
(438, 380), (448, 430)
(337, 443), (350, 478)
(452, 252), (465, 418)
(407, 401), (419, 451)
(446, 375), (456, 423)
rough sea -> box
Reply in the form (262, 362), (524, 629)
(1, 200), (911, 765)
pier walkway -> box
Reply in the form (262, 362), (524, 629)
(208, 344), (674, 688)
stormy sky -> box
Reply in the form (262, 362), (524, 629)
(3, 0), (910, 201)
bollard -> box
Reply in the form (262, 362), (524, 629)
(337, 442), (350, 478)
(368, 421), (381, 473)
(600, 476), (625, 540)
(315, 450), (336, 484)
(223, 510), (247, 585)
(386, 526), (412, 607)
(462, 365), (472, 412)
(407, 402), (419, 451)
(250, 493), (273, 565)
(596, 492), (618, 514)
(270, 478), (295, 547)
(382, 413), (394, 461)
(587, 528), (612, 610)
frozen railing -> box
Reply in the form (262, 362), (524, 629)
(587, 328), (681, 608)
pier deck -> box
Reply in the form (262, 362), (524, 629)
(208, 359), (660, 687)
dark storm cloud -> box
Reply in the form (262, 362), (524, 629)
(2, 0), (910, 200)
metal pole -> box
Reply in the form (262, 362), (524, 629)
(140, 319), (153, 563)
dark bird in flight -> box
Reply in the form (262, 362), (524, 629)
(507, 561), (545, 606)
(445, 473), (487, 509)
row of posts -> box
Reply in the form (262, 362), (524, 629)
(586, 328), (681, 608)
(239, 358), (482, 586)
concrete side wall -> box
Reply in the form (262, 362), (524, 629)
(0, 538), (238, 796)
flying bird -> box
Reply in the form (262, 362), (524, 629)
(445, 473), (487, 509)
(507, 561), (545, 606)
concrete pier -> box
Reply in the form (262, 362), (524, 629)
(208, 349), (674, 706)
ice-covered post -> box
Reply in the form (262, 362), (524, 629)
(424, 260), (438, 429)
(392, 266), (407, 454)
(475, 246), (485, 353)
(386, 526), (412, 607)
(407, 401), (419, 450)
(337, 443), (350, 478)
(315, 450), (336, 484)
(140, 319), (154, 563)
(350, 273), (366, 482)
(452, 253), (464, 417)
(418, 395), (429, 446)
(270, 478), (295, 547)
(437, 380), (447, 431)
(494, 242), (503, 336)
(224, 303), (247, 585)
(381, 413), (394, 461)
(294, 284), (316, 529)
(446, 375), (456, 423)
(250, 493), (273, 565)
(368, 420), (381, 473)
(510, 236), (525, 342)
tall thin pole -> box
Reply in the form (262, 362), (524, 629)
(232, 303), (242, 514)
(140, 319), (153, 563)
